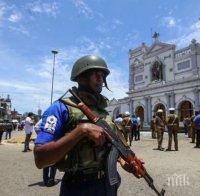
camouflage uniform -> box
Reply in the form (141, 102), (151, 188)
(58, 89), (120, 196)
(150, 116), (156, 139)
(155, 110), (165, 150)
(166, 109), (179, 151)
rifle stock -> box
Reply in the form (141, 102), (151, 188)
(68, 89), (165, 196)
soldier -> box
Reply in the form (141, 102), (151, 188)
(150, 115), (156, 139)
(190, 112), (196, 143)
(122, 111), (132, 145)
(166, 108), (179, 151)
(183, 116), (190, 136)
(0, 119), (5, 144)
(136, 115), (141, 140)
(194, 111), (200, 148)
(154, 109), (165, 151)
(5, 121), (14, 140)
(34, 55), (134, 196)
(131, 114), (139, 142)
(114, 114), (123, 125)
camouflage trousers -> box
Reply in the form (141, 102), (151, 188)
(191, 128), (196, 143)
(152, 129), (156, 139)
(122, 129), (131, 145)
(167, 127), (178, 150)
(157, 131), (164, 149)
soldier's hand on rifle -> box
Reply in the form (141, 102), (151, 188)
(119, 157), (145, 178)
(77, 123), (106, 146)
(118, 157), (133, 173)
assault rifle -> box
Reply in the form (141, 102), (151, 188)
(68, 88), (165, 196)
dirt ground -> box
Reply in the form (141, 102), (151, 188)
(0, 131), (199, 196)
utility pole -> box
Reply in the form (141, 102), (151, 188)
(50, 50), (58, 104)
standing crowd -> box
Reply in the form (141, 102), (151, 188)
(150, 108), (200, 151)
(0, 120), (15, 144)
(114, 111), (142, 146)
(114, 107), (200, 152)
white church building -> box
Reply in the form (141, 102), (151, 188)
(107, 33), (200, 126)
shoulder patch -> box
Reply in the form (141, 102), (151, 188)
(44, 115), (57, 134)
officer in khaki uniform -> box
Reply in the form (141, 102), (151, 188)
(166, 108), (179, 151)
(34, 55), (133, 196)
(121, 111), (132, 145)
(150, 115), (156, 139)
(154, 109), (165, 150)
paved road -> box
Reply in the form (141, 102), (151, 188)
(0, 132), (199, 196)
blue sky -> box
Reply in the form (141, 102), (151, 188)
(0, 0), (200, 114)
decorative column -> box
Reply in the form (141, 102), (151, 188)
(129, 98), (134, 115)
(170, 92), (175, 108)
(144, 97), (148, 124)
(165, 93), (170, 108)
(147, 96), (152, 123)
(193, 88), (200, 111)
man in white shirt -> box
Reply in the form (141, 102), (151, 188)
(23, 112), (34, 152)
(114, 114), (123, 124)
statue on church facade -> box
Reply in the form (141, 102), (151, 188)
(152, 61), (163, 81)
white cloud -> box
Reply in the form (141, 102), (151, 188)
(162, 16), (176, 28)
(9, 25), (29, 36)
(0, 36), (127, 113)
(27, 1), (58, 17)
(71, 0), (93, 19)
(0, 80), (38, 91)
(0, 3), (6, 22)
(96, 19), (123, 33)
(112, 19), (123, 28)
(8, 11), (22, 22)
(170, 20), (200, 48)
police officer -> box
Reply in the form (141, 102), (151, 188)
(34, 55), (132, 196)
(150, 115), (156, 139)
(122, 111), (132, 145)
(166, 108), (179, 151)
(154, 109), (165, 151)
(194, 111), (200, 148)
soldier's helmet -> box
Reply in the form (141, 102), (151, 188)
(124, 111), (130, 116)
(70, 55), (110, 81)
(169, 108), (175, 113)
(157, 109), (163, 113)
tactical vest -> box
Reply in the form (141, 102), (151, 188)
(155, 115), (165, 132)
(167, 114), (179, 132)
(56, 95), (117, 175)
(122, 117), (131, 131)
